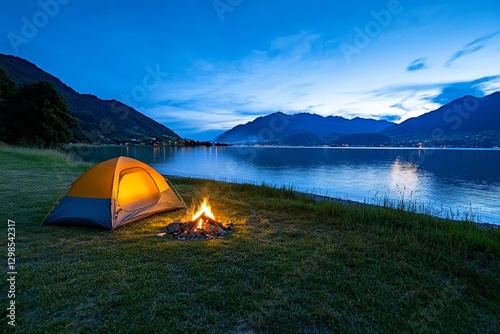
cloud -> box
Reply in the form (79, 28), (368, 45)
(445, 30), (500, 67)
(141, 28), (500, 138)
(379, 114), (401, 122)
(429, 75), (500, 104)
(407, 58), (428, 72)
(147, 32), (344, 136)
(429, 83), (483, 104)
(270, 31), (321, 52)
(390, 101), (410, 112)
(364, 75), (500, 122)
(370, 75), (500, 98)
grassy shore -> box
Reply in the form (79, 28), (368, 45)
(1, 146), (499, 333)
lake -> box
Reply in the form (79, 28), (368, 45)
(66, 145), (500, 225)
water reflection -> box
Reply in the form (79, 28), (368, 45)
(390, 159), (420, 191)
(68, 146), (500, 224)
(65, 145), (179, 164)
(387, 158), (425, 201)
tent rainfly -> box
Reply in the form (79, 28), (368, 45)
(43, 156), (186, 230)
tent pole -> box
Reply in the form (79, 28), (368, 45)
(164, 176), (187, 209)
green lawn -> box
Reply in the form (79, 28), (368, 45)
(1, 145), (499, 333)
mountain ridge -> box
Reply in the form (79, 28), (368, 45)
(383, 93), (500, 142)
(216, 112), (394, 144)
(216, 92), (500, 147)
(0, 53), (180, 143)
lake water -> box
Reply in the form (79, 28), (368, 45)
(67, 145), (500, 225)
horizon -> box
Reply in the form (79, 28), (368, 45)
(1, 1), (500, 140)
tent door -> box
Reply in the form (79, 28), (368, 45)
(117, 167), (161, 212)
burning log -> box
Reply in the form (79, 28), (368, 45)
(180, 221), (196, 233)
(160, 197), (233, 241)
(193, 212), (217, 225)
(163, 219), (232, 240)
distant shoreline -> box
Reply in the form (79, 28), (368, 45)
(65, 143), (500, 151)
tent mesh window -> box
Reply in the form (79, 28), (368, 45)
(117, 167), (161, 211)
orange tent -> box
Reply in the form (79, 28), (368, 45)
(43, 156), (186, 230)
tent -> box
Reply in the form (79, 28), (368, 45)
(43, 156), (186, 230)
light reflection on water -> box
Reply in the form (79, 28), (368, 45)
(66, 145), (500, 224)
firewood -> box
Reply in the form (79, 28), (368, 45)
(192, 212), (204, 222)
(181, 221), (195, 232)
(163, 212), (232, 240)
(200, 213), (220, 225)
(214, 224), (224, 234)
(166, 222), (180, 233)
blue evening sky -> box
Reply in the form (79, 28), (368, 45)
(1, 0), (500, 139)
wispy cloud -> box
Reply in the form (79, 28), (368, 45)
(445, 30), (500, 67)
(391, 97), (412, 112)
(367, 75), (500, 119)
(140, 28), (500, 138)
(147, 32), (346, 136)
(379, 114), (402, 122)
(430, 75), (500, 104)
(407, 58), (428, 72)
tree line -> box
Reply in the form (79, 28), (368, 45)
(0, 67), (77, 148)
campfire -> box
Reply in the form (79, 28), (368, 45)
(160, 197), (232, 241)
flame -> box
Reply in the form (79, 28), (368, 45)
(192, 197), (215, 229)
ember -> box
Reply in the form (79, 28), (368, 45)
(161, 197), (232, 240)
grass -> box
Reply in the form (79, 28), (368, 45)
(366, 186), (484, 223)
(1, 145), (499, 333)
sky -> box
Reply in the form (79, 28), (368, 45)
(1, 0), (500, 140)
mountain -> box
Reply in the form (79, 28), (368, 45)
(0, 54), (180, 143)
(216, 92), (500, 147)
(383, 93), (500, 146)
(216, 112), (394, 144)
